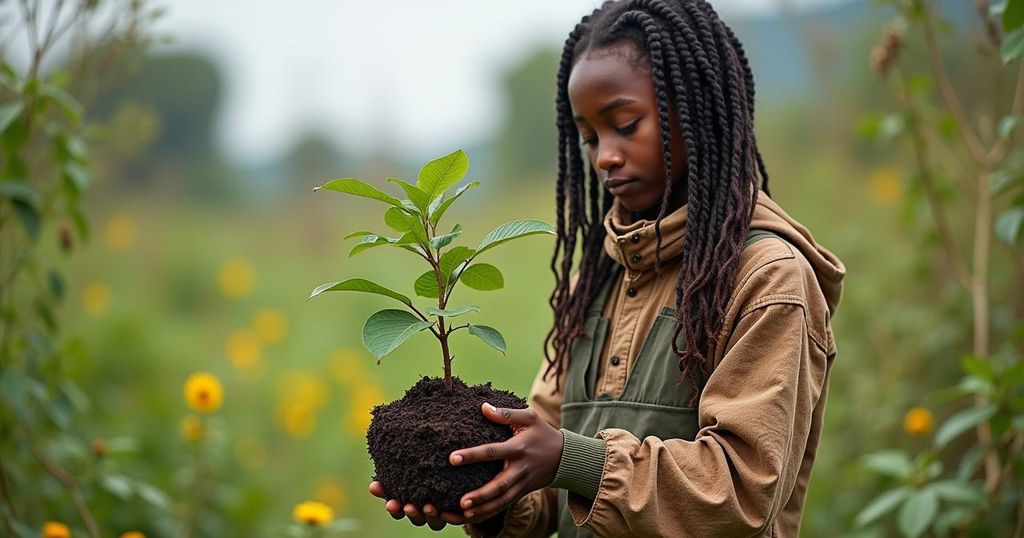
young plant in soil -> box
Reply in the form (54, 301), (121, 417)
(309, 149), (554, 512)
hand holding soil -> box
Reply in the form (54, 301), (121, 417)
(450, 403), (564, 523)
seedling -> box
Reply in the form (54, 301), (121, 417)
(309, 149), (554, 393)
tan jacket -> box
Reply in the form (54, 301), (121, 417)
(469, 191), (845, 537)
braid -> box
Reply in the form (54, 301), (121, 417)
(544, 0), (766, 404)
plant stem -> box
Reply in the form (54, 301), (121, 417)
(20, 423), (101, 538)
(0, 448), (17, 535)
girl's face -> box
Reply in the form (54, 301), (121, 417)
(567, 42), (689, 215)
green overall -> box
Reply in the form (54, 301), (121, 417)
(556, 230), (780, 537)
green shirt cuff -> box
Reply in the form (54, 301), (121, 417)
(549, 428), (606, 500)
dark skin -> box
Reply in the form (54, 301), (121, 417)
(368, 41), (690, 530)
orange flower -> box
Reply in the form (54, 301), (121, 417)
(43, 521), (70, 538)
(293, 500), (334, 526)
(903, 407), (935, 436)
(183, 372), (223, 413)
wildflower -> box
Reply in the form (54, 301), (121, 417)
(91, 438), (107, 458)
(183, 372), (223, 414)
(903, 407), (935, 436)
(218, 258), (254, 298)
(279, 402), (316, 438)
(252, 308), (288, 345)
(82, 281), (111, 317)
(871, 25), (903, 78)
(293, 500), (334, 526)
(105, 213), (138, 252)
(180, 415), (204, 442)
(120, 532), (146, 538)
(225, 329), (263, 370)
(866, 167), (902, 205)
(315, 479), (347, 511)
(43, 521), (70, 538)
(344, 384), (385, 437)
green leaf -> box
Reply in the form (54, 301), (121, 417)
(309, 278), (413, 307)
(388, 177), (430, 213)
(999, 115), (1023, 139)
(995, 207), (1024, 246)
(468, 324), (506, 355)
(1004, 0), (1024, 31)
(136, 481), (171, 509)
(855, 487), (912, 527)
(101, 474), (134, 500)
(0, 181), (41, 207)
(417, 149), (469, 202)
(961, 355), (995, 379)
(439, 246), (475, 282)
(430, 224), (462, 250)
(430, 181), (479, 226)
(414, 270), (440, 298)
(362, 309), (433, 360)
(427, 304), (481, 317)
(384, 206), (419, 233)
(926, 480), (987, 506)
(344, 230), (376, 240)
(897, 489), (938, 538)
(348, 234), (391, 257)
(459, 263), (504, 291)
(63, 162), (90, 194)
(935, 405), (998, 448)
(880, 113), (906, 142)
(476, 219), (555, 255)
(1002, 29), (1024, 64)
(862, 450), (914, 479)
(12, 199), (39, 241)
(40, 84), (83, 124)
(0, 101), (23, 133)
(315, 178), (403, 207)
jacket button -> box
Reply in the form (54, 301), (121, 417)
(631, 234), (641, 243)
(610, 356), (621, 366)
(631, 254), (641, 263)
(627, 287), (638, 297)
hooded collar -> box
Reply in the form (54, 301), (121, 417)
(602, 197), (689, 273)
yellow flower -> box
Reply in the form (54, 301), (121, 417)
(278, 371), (328, 409)
(252, 308), (288, 345)
(329, 348), (368, 387)
(183, 372), (223, 414)
(120, 532), (146, 538)
(104, 213), (138, 252)
(82, 281), (111, 317)
(866, 167), (902, 206)
(903, 406), (935, 436)
(292, 500), (334, 526)
(344, 384), (385, 437)
(218, 258), (254, 298)
(43, 521), (70, 538)
(279, 402), (316, 438)
(225, 329), (263, 370)
(315, 478), (347, 512)
(180, 415), (204, 442)
(234, 436), (268, 470)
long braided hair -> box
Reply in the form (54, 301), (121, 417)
(542, 0), (771, 401)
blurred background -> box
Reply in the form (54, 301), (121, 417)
(2, 0), (1022, 536)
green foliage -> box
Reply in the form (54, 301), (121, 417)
(311, 150), (554, 387)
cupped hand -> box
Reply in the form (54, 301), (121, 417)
(449, 403), (564, 524)
(368, 481), (466, 531)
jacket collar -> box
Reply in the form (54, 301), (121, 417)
(602, 197), (688, 273)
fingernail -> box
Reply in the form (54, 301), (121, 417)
(463, 499), (473, 509)
(466, 510), (475, 518)
(451, 453), (463, 465)
(485, 402), (497, 413)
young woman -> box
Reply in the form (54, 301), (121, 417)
(371, 1), (845, 536)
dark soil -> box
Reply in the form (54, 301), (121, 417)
(366, 376), (527, 512)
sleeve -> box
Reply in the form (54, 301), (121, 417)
(556, 265), (830, 536)
(463, 347), (565, 538)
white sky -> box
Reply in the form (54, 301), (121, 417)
(149, 0), (849, 162)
